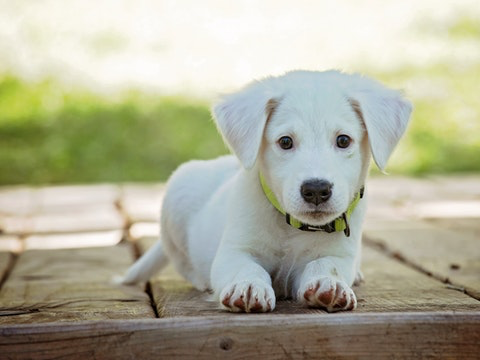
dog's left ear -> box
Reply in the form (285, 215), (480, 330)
(213, 80), (277, 169)
(348, 82), (412, 171)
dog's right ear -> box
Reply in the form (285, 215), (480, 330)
(213, 81), (277, 169)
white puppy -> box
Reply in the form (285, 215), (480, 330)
(122, 70), (412, 313)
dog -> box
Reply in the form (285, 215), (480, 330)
(121, 70), (412, 313)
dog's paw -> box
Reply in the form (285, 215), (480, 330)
(298, 277), (357, 312)
(220, 280), (276, 313)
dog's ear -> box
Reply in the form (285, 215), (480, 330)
(213, 81), (277, 169)
(348, 83), (412, 171)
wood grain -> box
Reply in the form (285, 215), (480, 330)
(365, 220), (480, 300)
(0, 185), (123, 235)
(0, 313), (479, 359)
(0, 245), (155, 324)
(120, 184), (164, 223)
(0, 251), (13, 282)
(356, 245), (479, 311)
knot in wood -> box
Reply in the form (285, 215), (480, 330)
(219, 337), (234, 351)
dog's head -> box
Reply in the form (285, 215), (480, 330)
(213, 70), (412, 226)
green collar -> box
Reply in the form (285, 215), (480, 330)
(259, 174), (364, 237)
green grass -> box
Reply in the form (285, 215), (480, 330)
(0, 77), (228, 185)
(0, 61), (479, 185)
(370, 62), (480, 175)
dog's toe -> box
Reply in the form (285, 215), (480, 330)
(220, 281), (275, 313)
(299, 277), (356, 312)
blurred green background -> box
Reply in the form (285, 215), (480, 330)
(0, 2), (479, 185)
(0, 80), (227, 184)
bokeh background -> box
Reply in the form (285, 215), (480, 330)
(1, 0), (479, 185)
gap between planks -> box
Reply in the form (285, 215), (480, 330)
(365, 235), (480, 301)
(136, 237), (480, 318)
(0, 252), (17, 291)
(0, 245), (156, 324)
(128, 238), (161, 319)
(363, 226), (480, 300)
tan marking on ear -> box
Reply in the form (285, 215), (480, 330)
(349, 98), (366, 130)
(265, 98), (279, 123)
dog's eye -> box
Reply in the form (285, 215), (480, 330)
(278, 136), (294, 150)
(336, 135), (351, 149)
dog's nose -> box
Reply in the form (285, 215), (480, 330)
(300, 179), (333, 205)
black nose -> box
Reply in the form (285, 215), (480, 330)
(300, 179), (333, 205)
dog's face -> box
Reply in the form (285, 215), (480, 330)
(259, 88), (368, 225)
(214, 71), (412, 226)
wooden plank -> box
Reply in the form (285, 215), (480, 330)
(24, 230), (123, 250)
(356, 245), (479, 311)
(0, 185), (123, 235)
(128, 222), (160, 241)
(430, 175), (480, 199)
(368, 175), (480, 204)
(365, 221), (480, 300)
(0, 184), (120, 216)
(0, 313), (479, 359)
(136, 236), (157, 253)
(0, 252), (13, 281)
(365, 175), (480, 224)
(120, 184), (164, 223)
(35, 184), (120, 211)
(0, 186), (35, 215)
(414, 200), (480, 219)
(139, 236), (479, 317)
(0, 235), (22, 253)
(426, 218), (480, 233)
(0, 245), (155, 324)
(0, 214), (31, 236)
(0, 205), (124, 235)
(30, 204), (124, 234)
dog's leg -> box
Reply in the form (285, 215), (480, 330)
(296, 256), (357, 312)
(211, 249), (276, 313)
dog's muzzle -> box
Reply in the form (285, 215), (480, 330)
(260, 173), (364, 237)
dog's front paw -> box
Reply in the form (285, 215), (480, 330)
(298, 277), (357, 312)
(220, 280), (276, 313)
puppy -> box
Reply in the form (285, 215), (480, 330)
(122, 70), (412, 313)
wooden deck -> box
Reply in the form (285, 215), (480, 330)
(0, 176), (479, 359)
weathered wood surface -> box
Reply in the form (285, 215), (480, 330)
(0, 184), (119, 215)
(365, 175), (480, 302)
(1, 313), (479, 360)
(0, 205), (124, 235)
(365, 221), (480, 300)
(0, 251), (12, 281)
(0, 245), (155, 324)
(0, 235), (22, 252)
(0, 176), (479, 359)
(120, 184), (164, 223)
(23, 230), (124, 250)
(141, 240), (480, 318)
(0, 185), (123, 240)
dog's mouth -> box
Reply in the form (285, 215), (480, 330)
(297, 209), (340, 225)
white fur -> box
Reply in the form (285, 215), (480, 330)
(121, 70), (412, 313)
